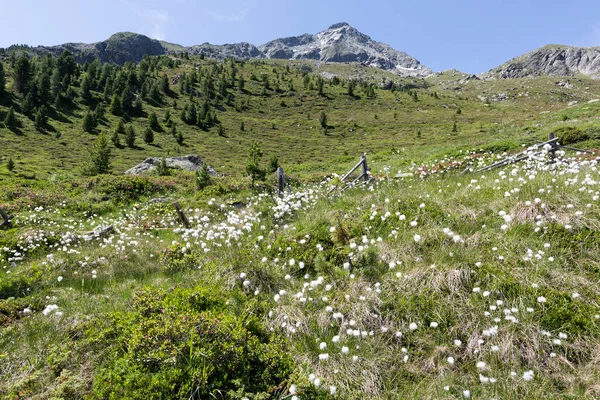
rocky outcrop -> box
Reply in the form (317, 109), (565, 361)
(186, 42), (260, 59)
(258, 23), (432, 77)
(124, 155), (217, 175)
(17, 32), (167, 65)
(488, 45), (600, 79)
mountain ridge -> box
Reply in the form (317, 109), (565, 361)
(4, 23), (432, 77)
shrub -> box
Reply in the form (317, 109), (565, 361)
(552, 126), (590, 145)
(89, 175), (162, 202)
(90, 287), (295, 399)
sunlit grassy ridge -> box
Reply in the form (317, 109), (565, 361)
(1, 147), (600, 398)
(2, 54), (600, 182)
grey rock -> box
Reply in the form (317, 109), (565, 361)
(186, 42), (260, 59)
(125, 155), (217, 175)
(488, 45), (600, 79)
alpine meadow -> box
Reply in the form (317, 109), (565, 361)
(2, 20), (600, 400)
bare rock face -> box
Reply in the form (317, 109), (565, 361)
(186, 42), (261, 59)
(488, 45), (600, 79)
(258, 22), (432, 77)
(124, 155), (217, 175)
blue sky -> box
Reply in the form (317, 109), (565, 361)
(2, 0), (600, 74)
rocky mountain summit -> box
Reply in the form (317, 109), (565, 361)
(488, 45), (600, 79)
(18, 32), (167, 64)
(6, 23), (431, 77)
(258, 23), (432, 77)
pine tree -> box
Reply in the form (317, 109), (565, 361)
(240, 121), (245, 131)
(133, 96), (143, 115)
(21, 92), (35, 115)
(144, 126), (154, 144)
(148, 111), (159, 131)
(7, 158), (15, 172)
(0, 62), (6, 98)
(161, 74), (170, 94)
(347, 80), (355, 97)
(317, 77), (324, 96)
(126, 125), (136, 148)
(3, 106), (17, 127)
(164, 109), (171, 124)
(34, 106), (48, 130)
(170, 123), (177, 137)
(176, 130), (184, 145)
(156, 156), (170, 176)
(13, 55), (31, 93)
(195, 163), (211, 189)
(111, 128), (121, 147)
(245, 141), (265, 188)
(85, 132), (111, 175)
(83, 110), (96, 133)
(217, 124), (225, 137)
(110, 94), (123, 116)
(267, 155), (279, 174)
(319, 111), (328, 129)
(452, 122), (458, 133)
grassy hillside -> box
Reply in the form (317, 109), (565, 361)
(1, 148), (600, 398)
(2, 54), (600, 183)
(2, 52), (600, 398)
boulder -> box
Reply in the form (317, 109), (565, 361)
(124, 155), (217, 176)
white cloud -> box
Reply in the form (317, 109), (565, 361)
(121, 0), (174, 40)
(204, 0), (256, 22)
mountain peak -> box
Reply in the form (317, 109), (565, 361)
(259, 23), (432, 77)
(328, 22), (351, 30)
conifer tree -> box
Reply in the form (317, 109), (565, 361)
(195, 163), (211, 189)
(0, 62), (6, 98)
(245, 141), (265, 188)
(34, 106), (48, 130)
(83, 110), (96, 133)
(176, 130), (184, 145)
(144, 126), (154, 144)
(3, 106), (17, 127)
(110, 94), (123, 116)
(85, 132), (111, 175)
(126, 125), (136, 148)
(13, 55), (31, 93)
(111, 128), (121, 147)
(148, 111), (159, 131)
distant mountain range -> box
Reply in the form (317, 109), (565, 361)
(5, 23), (600, 79)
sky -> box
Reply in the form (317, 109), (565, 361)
(2, 0), (600, 74)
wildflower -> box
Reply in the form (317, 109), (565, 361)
(57, 276), (63, 282)
(463, 390), (471, 398)
(332, 335), (340, 343)
(329, 386), (337, 395)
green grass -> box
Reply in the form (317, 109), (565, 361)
(2, 54), (600, 399)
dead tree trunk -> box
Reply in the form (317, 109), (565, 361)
(172, 202), (191, 229)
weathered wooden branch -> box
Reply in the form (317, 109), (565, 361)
(0, 207), (13, 229)
(328, 156), (370, 195)
(277, 167), (292, 198)
(172, 202), (191, 229)
(82, 225), (114, 240)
